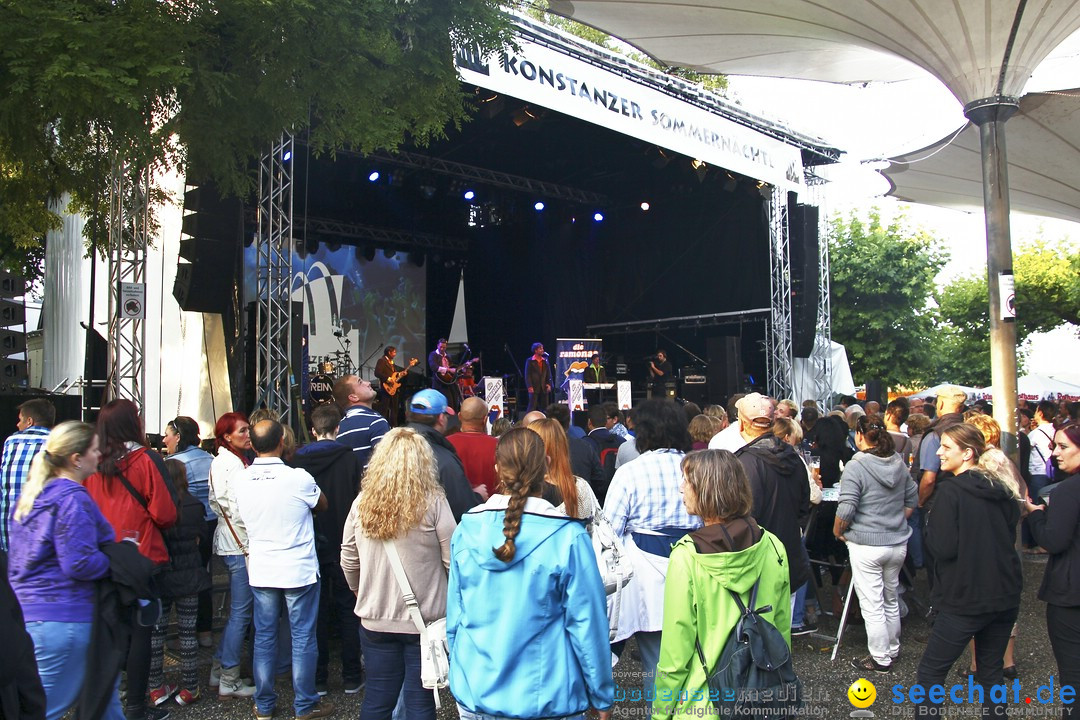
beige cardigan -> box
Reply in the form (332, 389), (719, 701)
(340, 493), (455, 634)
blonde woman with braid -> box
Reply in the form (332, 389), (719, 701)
(7, 422), (125, 720)
(340, 427), (455, 720)
(447, 427), (614, 720)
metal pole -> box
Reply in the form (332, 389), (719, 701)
(964, 97), (1019, 459)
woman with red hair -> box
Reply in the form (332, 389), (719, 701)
(207, 411), (256, 699)
(85, 399), (177, 720)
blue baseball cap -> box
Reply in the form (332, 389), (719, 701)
(409, 389), (448, 416)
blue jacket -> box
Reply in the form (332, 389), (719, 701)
(447, 496), (615, 718)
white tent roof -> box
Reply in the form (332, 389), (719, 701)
(549, 1), (1080, 106)
(1018, 373), (1080, 400)
(883, 89), (1080, 223)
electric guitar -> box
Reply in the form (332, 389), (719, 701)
(383, 358), (419, 396)
(436, 357), (478, 386)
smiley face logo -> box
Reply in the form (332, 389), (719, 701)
(848, 678), (877, 708)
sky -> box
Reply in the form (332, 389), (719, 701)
(722, 31), (1080, 383)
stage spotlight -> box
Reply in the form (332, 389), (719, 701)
(593, 212), (604, 222)
(368, 171), (380, 182)
(464, 190), (476, 201)
(282, 150), (292, 162)
(640, 202), (650, 212)
(534, 201), (545, 211)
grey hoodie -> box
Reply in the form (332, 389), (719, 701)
(836, 452), (918, 546)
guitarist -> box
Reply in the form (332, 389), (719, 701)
(428, 338), (463, 413)
(374, 346), (415, 425)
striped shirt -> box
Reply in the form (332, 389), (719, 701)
(1, 425), (51, 551)
(337, 405), (390, 468)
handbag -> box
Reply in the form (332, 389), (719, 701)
(382, 539), (449, 708)
(591, 510), (633, 641)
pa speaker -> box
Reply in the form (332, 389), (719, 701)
(707, 336), (742, 406)
(789, 197), (820, 358)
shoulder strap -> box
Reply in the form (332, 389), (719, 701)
(209, 468), (248, 556)
(382, 539), (429, 635)
(116, 472), (149, 511)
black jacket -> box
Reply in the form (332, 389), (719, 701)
(1028, 473), (1080, 607)
(0, 550), (45, 720)
(78, 542), (158, 720)
(568, 436), (604, 500)
(583, 428), (624, 504)
(804, 416), (848, 487)
(735, 434), (811, 590)
(924, 469), (1022, 615)
(155, 493), (212, 599)
(406, 422), (480, 522)
(293, 440), (363, 564)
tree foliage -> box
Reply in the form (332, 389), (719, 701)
(935, 238), (1080, 386)
(0, 0), (514, 278)
(828, 210), (947, 389)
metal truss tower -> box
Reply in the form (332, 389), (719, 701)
(766, 186), (792, 401)
(106, 162), (150, 413)
(805, 178), (834, 410)
(254, 133), (296, 422)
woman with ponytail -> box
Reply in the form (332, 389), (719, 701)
(8, 421), (125, 720)
(833, 414), (918, 673)
(447, 427), (613, 720)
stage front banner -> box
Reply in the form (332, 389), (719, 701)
(456, 32), (805, 193)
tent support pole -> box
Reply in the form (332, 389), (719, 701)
(965, 97), (1019, 459)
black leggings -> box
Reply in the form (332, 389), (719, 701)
(1047, 604), (1080, 718)
(126, 621), (154, 714)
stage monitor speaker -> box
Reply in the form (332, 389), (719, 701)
(706, 336), (742, 406)
(789, 197), (820, 358)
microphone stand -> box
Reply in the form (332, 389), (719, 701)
(360, 344), (383, 376)
(504, 343), (526, 411)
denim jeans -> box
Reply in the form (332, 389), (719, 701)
(635, 631), (662, 697)
(252, 582), (321, 717)
(915, 607), (1019, 717)
(359, 625), (433, 720)
(27, 621), (125, 720)
(457, 704), (584, 720)
(215, 554), (254, 669)
(316, 562), (361, 685)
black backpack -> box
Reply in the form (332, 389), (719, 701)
(695, 578), (803, 718)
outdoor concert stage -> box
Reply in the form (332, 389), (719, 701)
(208, 17), (840, 413)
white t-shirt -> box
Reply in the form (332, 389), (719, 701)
(708, 422), (747, 453)
(234, 457), (322, 588)
(1029, 424), (1055, 478)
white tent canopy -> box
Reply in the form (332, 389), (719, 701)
(883, 89), (1080, 223)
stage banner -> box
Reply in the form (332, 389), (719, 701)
(555, 338), (602, 390)
(568, 379), (585, 411)
(483, 376), (504, 429)
(617, 380), (633, 410)
(455, 31), (804, 193)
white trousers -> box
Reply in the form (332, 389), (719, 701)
(847, 540), (908, 665)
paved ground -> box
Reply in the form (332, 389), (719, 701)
(162, 554), (1066, 720)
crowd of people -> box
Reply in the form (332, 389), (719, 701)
(2, 382), (1080, 720)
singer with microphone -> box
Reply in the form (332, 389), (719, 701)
(524, 342), (552, 413)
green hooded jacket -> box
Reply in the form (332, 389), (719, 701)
(651, 526), (791, 719)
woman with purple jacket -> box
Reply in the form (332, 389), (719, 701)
(7, 421), (125, 720)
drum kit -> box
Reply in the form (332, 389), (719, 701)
(307, 350), (354, 405)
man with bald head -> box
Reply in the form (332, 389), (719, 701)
(447, 397), (498, 499)
(521, 410), (546, 426)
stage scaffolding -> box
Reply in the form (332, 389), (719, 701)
(804, 177), (834, 411)
(253, 133), (296, 423)
(106, 162), (151, 414)
(766, 186), (792, 401)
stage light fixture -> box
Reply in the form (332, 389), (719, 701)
(534, 201), (545, 211)
(464, 190), (476, 201)
(640, 202), (650, 211)
(368, 171), (380, 182)
(593, 212), (604, 222)
(691, 158), (706, 170)
(282, 150), (292, 162)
